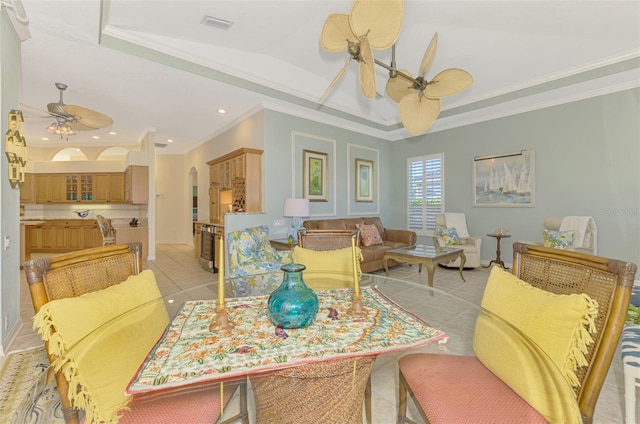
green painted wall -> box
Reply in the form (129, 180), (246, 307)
(389, 88), (640, 265)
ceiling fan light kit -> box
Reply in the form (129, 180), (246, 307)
(42, 82), (113, 139)
(320, 0), (473, 135)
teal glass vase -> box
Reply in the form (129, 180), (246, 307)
(267, 263), (319, 329)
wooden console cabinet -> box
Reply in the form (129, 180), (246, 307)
(207, 148), (263, 224)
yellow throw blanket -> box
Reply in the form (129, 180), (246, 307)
(33, 270), (169, 424)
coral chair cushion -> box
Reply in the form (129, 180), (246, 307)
(357, 224), (383, 247)
(119, 384), (236, 423)
(293, 246), (362, 289)
(33, 270), (169, 423)
(399, 354), (548, 423)
(480, 267), (598, 388)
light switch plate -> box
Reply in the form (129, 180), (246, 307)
(3, 236), (9, 250)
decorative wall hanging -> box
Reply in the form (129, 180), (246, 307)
(355, 158), (374, 202)
(303, 149), (328, 202)
(5, 109), (27, 188)
(473, 150), (535, 207)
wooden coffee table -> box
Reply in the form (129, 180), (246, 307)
(383, 245), (466, 287)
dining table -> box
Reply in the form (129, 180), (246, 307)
(13, 271), (486, 424)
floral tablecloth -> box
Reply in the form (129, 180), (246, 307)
(127, 286), (448, 395)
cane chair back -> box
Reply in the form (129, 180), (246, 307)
(397, 243), (636, 424)
(298, 229), (358, 251)
(23, 243), (248, 424)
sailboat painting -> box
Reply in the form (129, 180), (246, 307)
(473, 150), (535, 207)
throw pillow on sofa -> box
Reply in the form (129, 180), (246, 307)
(358, 224), (383, 247)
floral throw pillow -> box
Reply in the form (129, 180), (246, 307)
(435, 227), (462, 245)
(358, 224), (383, 247)
(543, 229), (574, 249)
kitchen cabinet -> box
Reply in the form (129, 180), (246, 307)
(194, 222), (202, 259)
(207, 148), (263, 223)
(93, 173), (125, 203)
(124, 166), (149, 204)
(30, 219), (102, 253)
(209, 184), (220, 224)
(35, 174), (67, 203)
(114, 226), (148, 259)
(29, 171), (135, 204)
(20, 173), (36, 203)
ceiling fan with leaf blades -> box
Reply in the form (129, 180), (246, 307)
(319, 1), (473, 136)
(43, 82), (113, 137)
(319, 0), (403, 101)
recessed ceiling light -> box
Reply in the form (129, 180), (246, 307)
(92, 136), (100, 139)
(167, 139), (173, 143)
(201, 15), (233, 30)
(109, 131), (117, 135)
(218, 109), (227, 114)
(41, 137), (48, 141)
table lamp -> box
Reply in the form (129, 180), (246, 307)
(283, 198), (310, 244)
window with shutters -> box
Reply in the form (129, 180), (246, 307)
(407, 153), (444, 235)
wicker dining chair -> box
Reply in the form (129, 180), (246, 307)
(250, 356), (375, 424)
(24, 243), (248, 424)
(294, 230), (372, 423)
(397, 243), (636, 424)
(96, 214), (116, 245)
(298, 229), (358, 251)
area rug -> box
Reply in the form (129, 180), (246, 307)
(0, 347), (63, 424)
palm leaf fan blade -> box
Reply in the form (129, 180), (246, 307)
(321, 14), (357, 52)
(349, 0), (403, 49)
(64, 105), (113, 129)
(424, 68), (473, 98)
(398, 93), (441, 135)
(418, 32), (438, 78)
(359, 36), (376, 99)
(319, 58), (352, 102)
(385, 69), (414, 103)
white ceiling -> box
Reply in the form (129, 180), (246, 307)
(12, 0), (640, 155)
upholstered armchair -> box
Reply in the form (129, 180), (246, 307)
(433, 213), (482, 268)
(227, 226), (292, 296)
(539, 216), (598, 255)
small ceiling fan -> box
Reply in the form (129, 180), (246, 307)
(319, 0), (473, 136)
(42, 83), (113, 137)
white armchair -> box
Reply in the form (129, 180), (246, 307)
(433, 213), (482, 268)
(539, 216), (597, 255)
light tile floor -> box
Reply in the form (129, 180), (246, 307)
(7, 244), (630, 423)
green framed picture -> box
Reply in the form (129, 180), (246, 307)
(303, 149), (328, 202)
(355, 158), (374, 202)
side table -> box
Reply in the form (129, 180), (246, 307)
(483, 234), (511, 269)
(270, 239), (295, 251)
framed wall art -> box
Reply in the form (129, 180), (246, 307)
(355, 158), (374, 202)
(473, 150), (535, 207)
(303, 149), (328, 202)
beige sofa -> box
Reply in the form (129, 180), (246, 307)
(302, 217), (417, 273)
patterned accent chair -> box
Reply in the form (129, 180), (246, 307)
(227, 226), (293, 296)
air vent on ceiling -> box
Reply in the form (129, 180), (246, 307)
(201, 15), (233, 30)
(155, 143), (167, 148)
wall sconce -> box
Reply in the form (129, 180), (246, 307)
(5, 109), (27, 188)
